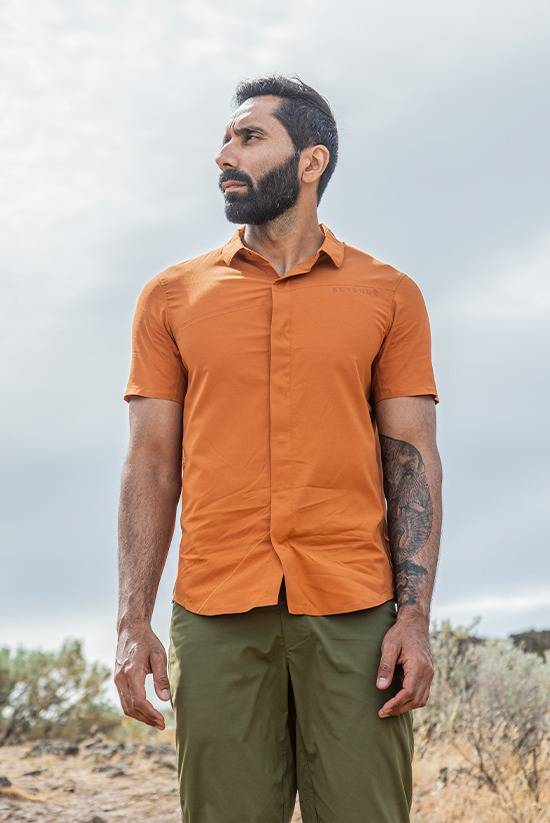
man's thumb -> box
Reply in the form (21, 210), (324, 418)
(376, 644), (398, 689)
(151, 652), (172, 701)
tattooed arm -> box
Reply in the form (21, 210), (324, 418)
(374, 394), (443, 717)
(377, 394), (442, 624)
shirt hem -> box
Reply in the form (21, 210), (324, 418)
(124, 386), (184, 404)
(172, 588), (396, 616)
(172, 592), (282, 615)
(373, 387), (440, 405)
(284, 590), (396, 616)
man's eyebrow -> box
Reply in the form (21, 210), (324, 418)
(221, 124), (268, 144)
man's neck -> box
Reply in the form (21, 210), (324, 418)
(242, 211), (324, 276)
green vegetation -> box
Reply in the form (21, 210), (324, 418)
(0, 638), (120, 745)
(415, 617), (550, 822)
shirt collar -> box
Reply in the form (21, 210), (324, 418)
(221, 222), (345, 269)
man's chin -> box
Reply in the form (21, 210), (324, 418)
(224, 208), (247, 224)
(224, 205), (262, 225)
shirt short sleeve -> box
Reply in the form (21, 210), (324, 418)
(123, 274), (188, 404)
(371, 273), (440, 405)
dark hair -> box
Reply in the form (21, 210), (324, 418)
(231, 74), (338, 205)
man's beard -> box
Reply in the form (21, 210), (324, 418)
(222, 149), (301, 225)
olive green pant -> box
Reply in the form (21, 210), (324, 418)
(167, 579), (414, 822)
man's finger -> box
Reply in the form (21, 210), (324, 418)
(379, 687), (416, 717)
(379, 694), (416, 718)
(127, 668), (166, 727)
(116, 680), (156, 727)
(376, 639), (400, 688)
(118, 687), (131, 717)
(114, 671), (133, 714)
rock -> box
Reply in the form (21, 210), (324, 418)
(435, 766), (449, 791)
(82, 739), (126, 760)
(91, 764), (128, 778)
(153, 758), (177, 770)
(26, 740), (79, 758)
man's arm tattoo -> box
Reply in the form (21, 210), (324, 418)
(379, 434), (433, 610)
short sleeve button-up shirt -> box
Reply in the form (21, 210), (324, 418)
(123, 222), (440, 615)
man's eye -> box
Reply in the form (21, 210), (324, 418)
(245, 133), (258, 141)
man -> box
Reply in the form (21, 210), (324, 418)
(115, 73), (442, 823)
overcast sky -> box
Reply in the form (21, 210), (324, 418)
(2, 1), (549, 705)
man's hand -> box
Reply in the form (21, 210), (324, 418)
(375, 615), (434, 718)
(114, 621), (172, 729)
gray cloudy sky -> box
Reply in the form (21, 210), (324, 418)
(2, 1), (549, 704)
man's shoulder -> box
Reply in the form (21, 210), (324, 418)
(342, 241), (408, 294)
(154, 242), (225, 288)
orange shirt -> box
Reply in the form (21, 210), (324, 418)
(124, 223), (440, 615)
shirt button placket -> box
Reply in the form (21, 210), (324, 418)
(269, 278), (293, 559)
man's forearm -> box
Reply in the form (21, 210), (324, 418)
(379, 434), (442, 626)
(117, 459), (181, 633)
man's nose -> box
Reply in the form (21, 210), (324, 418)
(215, 141), (239, 170)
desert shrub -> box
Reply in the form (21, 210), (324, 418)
(415, 619), (550, 823)
(0, 638), (121, 745)
(415, 616), (484, 747)
(510, 629), (550, 660)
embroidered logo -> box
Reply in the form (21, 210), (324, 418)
(332, 286), (380, 297)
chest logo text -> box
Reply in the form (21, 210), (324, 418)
(332, 286), (380, 297)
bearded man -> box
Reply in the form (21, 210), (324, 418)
(115, 73), (442, 823)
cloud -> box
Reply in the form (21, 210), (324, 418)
(448, 233), (550, 320)
(437, 588), (550, 617)
(1, 0), (549, 661)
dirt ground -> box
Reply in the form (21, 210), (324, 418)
(0, 734), (301, 823)
(0, 732), (548, 822)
